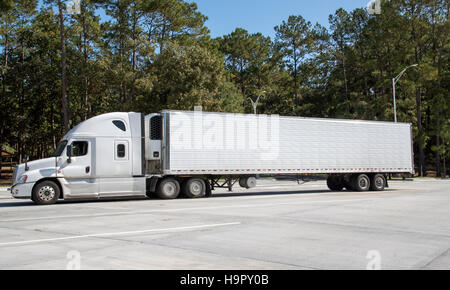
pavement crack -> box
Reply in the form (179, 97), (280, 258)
(418, 247), (450, 269)
(96, 235), (322, 270)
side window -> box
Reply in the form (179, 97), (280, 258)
(113, 120), (126, 132)
(117, 144), (125, 158)
(70, 141), (88, 157)
(114, 141), (128, 160)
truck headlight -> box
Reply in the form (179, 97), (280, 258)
(17, 175), (28, 184)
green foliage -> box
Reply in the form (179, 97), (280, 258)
(0, 0), (14, 13)
(151, 40), (225, 111)
(0, 0), (448, 176)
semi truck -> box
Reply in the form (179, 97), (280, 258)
(10, 110), (414, 205)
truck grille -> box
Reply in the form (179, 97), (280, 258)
(11, 166), (18, 185)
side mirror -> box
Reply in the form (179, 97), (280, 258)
(67, 144), (72, 164)
(24, 155), (29, 171)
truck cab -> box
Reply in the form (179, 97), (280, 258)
(10, 112), (146, 204)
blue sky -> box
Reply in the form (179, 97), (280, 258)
(39, 0), (368, 39)
(189, 0), (369, 39)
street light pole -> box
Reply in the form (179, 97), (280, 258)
(248, 91), (266, 114)
(392, 64), (418, 123)
(393, 77), (397, 123)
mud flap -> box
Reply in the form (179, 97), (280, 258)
(205, 180), (212, 197)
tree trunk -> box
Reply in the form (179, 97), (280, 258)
(340, 49), (349, 115)
(51, 103), (56, 150)
(293, 42), (299, 112)
(58, 0), (70, 132)
(416, 87), (425, 177)
(131, 4), (137, 102)
(435, 29), (444, 177)
(436, 118), (441, 177)
(18, 39), (25, 164)
(0, 18), (9, 179)
(81, 2), (90, 120)
(444, 155), (447, 178)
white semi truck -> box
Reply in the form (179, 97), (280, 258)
(10, 110), (414, 205)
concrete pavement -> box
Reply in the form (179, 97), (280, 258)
(0, 178), (449, 269)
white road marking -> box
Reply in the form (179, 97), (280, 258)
(0, 222), (241, 247)
(0, 197), (378, 223)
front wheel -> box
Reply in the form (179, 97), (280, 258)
(32, 180), (60, 205)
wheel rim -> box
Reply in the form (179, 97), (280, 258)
(38, 185), (55, 201)
(359, 176), (370, 190)
(246, 177), (256, 188)
(189, 181), (203, 196)
(163, 182), (176, 195)
(375, 176), (384, 189)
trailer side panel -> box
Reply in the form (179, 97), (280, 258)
(165, 111), (414, 175)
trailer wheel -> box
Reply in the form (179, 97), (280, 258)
(239, 176), (257, 189)
(156, 178), (180, 199)
(327, 176), (344, 191)
(343, 182), (354, 191)
(370, 174), (386, 191)
(352, 174), (371, 192)
(182, 178), (206, 198)
(32, 180), (60, 205)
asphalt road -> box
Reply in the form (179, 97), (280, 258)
(0, 178), (449, 270)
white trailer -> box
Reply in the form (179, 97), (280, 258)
(10, 111), (414, 204)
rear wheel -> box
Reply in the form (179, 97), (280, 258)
(327, 175), (344, 191)
(156, 178), (180, 199)
(343, 181), (354, 191)
(239, 176), (257, 189)
(352, 174), (371, 192)
(32, 180), (60, 205)
(370, 174), (386, 191)
(182, 178), (206, 198)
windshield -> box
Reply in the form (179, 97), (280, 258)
(54, 140), (68, 157)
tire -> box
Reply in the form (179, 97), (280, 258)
(327, 175), (344, 191)
(205, 180), (212, 197)
(182, 178), (206, 198)
(352, 174), (371, 192)
(370, 174), (386, 191)
(239, 176), (257, 189)
(344, 182), (354, 191)
(32, 180), (60, 205)
(239, 177), (247, 188)
(156, 178), (180, 199)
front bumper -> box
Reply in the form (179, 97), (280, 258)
(10, 182), (34, 199)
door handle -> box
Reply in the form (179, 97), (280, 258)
(85, 166), (90, 173)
